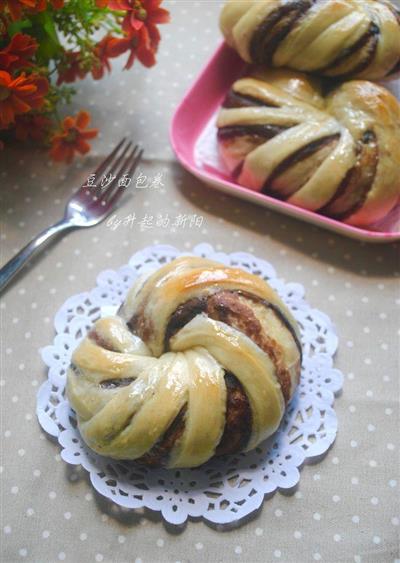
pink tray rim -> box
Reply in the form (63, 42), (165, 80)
(170, 41), (400, 244)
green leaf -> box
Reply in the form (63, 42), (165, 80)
(42, 14), (59, 44)
(8, 20), (32, 37)
(30, 13), (62, 64)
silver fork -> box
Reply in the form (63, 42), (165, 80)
(0, 138), (143, 293)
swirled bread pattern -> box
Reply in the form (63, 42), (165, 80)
(217, 69), (400, 226)
(66, 257), (302, 468)
(220, 0), (400, 80)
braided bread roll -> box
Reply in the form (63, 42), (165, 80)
(217, 69), (400, 226)
(66, 257), (302, 468)
(220, 0), (400, 81)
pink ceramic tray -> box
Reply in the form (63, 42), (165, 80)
(170, 41), (400, 243)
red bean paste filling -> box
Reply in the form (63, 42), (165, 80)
(100, 378), (135, 389)
(321, 22), (380, 79)
(222, 90), (277, 109)
(218, 88), (287, 143)
(217, 124), (287, 142)
(262, 134), (340, 196)
(250, 0), (314, 65)
(321, 130), (378, 219)
(88, 328), (118, 352)
(138, 406), (187, 467)
(86, 330), (136, 389)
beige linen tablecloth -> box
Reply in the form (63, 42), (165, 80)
(1, 2), (399, 562)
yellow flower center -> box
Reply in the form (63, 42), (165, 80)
(65, 129), (78, 143)
(137, 7), (147, 20)
(133, 1), (147, 20)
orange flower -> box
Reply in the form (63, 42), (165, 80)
(109, 0), (170, 36)
(116, 23), (159, 69)
(50, 110), (98, 163)
(107, 1), (169, 68)
(91, 35), (130, 79)
(14, 112), (52, 141)
(0, 33), (38, 72)
(0, 70), (49, 128)
(0, 0), (64, 20)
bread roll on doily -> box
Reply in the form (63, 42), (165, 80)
(67, 256), (302, 468)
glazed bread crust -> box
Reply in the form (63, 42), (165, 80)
(220, 0), (400, 81)
(66, 257), (302, 468)
(217, 69), (400, 226)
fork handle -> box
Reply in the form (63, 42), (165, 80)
(0, 219), (74, 294)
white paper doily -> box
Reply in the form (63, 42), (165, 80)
(37, 243), (343, 525)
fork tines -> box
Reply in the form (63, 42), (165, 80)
(86, 138), (143, 207)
